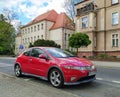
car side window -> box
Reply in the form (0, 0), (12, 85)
(23, 50), (30, 56)
(31, 49), (39, 57)
(31, 48), (47, 58)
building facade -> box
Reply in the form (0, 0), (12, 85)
(75, 0), (120, 58)
(15, 10), (74, 55)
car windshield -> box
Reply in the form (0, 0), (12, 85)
(45, 48), (76, 58)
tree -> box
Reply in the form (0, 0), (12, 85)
(63, 0), (75, 21)
(0, 14), (7, 21)
(29, 43), (34, 48)
(0, 8), (19, 55)
(29, 39), (61, 48)
(0, 14), (15, 55)
(69, 32), (91, 54)
(2, 8), (19, 24)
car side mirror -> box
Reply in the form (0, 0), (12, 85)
(39, 54), (47, 59)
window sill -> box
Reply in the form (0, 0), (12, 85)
(82, 27), (88, 29)
(112, 24), (119, 26)
(112, 46), (119, 48)
(112, 2), (119, 6)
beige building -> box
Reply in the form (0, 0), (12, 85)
(75, 0), (120, 58)
(15, 10), (74, 54)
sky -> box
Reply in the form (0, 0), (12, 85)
(0, 0), (66, 25)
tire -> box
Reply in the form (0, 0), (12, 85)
(14, 64), (22, 77)
(49, 69), (64, 88)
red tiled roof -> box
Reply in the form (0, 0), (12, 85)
(26, 10), (58, 26)
(24, 10), (74, 30)
(50, 13), (75, 30)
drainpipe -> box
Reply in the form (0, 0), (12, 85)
(62, 28), (65, 49)
(104, 0), (106, 58)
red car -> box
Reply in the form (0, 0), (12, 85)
(14, 47), (96, 88)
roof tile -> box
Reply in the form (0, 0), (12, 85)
(24, 10), (74, 30)
(50, 13), (75, 30)
(26, 10), (58, 26)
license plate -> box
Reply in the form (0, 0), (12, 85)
(89, 71), (96, 76)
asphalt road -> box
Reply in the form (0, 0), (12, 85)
(0, 57), (120, 97)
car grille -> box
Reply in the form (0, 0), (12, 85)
(77, 75), (96, 82)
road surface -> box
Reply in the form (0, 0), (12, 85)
(0, 57), (120, 97)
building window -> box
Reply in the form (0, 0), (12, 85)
(28, 28), (30, 33)
(112, 34), (118, 47)
(22, 29), (24, 34)
(112, 12), (119, 25)
(22, 39), (24, 43)
(25, 29), (27, 34)
(112, 0), (118, 4)
(31, 37), (33, 42)
(41, 23), (43, 30)
(38, 25), (40, 31)
(41, 35), (43, 39)
(65, 33), (67, 41)
(31, 27), (33, 32)
(25, 38), (27, 43)
(28, 38), (30, 43)
(82, 16), (88, 28)
(34, 36), (36, 41)
(38, 36), (39, 39)
(68, 34), (70, 39)
(34, 26), (36, 32)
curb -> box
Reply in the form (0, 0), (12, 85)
(92, 61), (120, 68)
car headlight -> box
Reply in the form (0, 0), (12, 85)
(64, 66), (86, 70)
(64, 65), (95, 71)
(86, 65), (95, 71)
(91, 65), (95, 70)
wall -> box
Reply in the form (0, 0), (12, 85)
(49, 28), (63, 48)
(21, 21), (48, 49)
(15, 35), (22, 55)
(75, 0), (120, 57)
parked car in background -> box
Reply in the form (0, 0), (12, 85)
(14, 47), (97, 88)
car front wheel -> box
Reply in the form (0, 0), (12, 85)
(14, 64), (22, 77)
(49, 69), (64, 88)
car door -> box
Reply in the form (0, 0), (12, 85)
(29, 48), (51, 77)
(20, 49), (32, 73)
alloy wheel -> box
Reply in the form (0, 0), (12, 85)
(49, 69), (63, 88)
(14, 65), (22, 77)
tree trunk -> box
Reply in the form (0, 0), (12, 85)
(76, 48), (78, 56)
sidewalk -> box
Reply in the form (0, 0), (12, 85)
(92, 61), (120, 68)
(0, 73), (80, 97)
(0, 56), (16, 60)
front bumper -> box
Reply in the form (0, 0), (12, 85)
(64, 75), (96, 85)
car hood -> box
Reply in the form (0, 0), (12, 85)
(57, 57), (93, 67)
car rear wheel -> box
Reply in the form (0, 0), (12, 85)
(49, 69), (64, 88)
(14, 65), (22, 77)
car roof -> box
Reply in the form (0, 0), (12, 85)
(30, 47), (58, 49)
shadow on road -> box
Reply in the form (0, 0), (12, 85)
(17, 74), (101, 90)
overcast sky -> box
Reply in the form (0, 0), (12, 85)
(0, 0), (65, 25)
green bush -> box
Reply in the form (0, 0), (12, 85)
(88, 56), (96, 59)
(29, 39), (61, 48)
(97, 54), (108, 58)
(0, 47), (3, 53)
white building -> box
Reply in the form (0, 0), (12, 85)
(15, 10), (75, 54)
